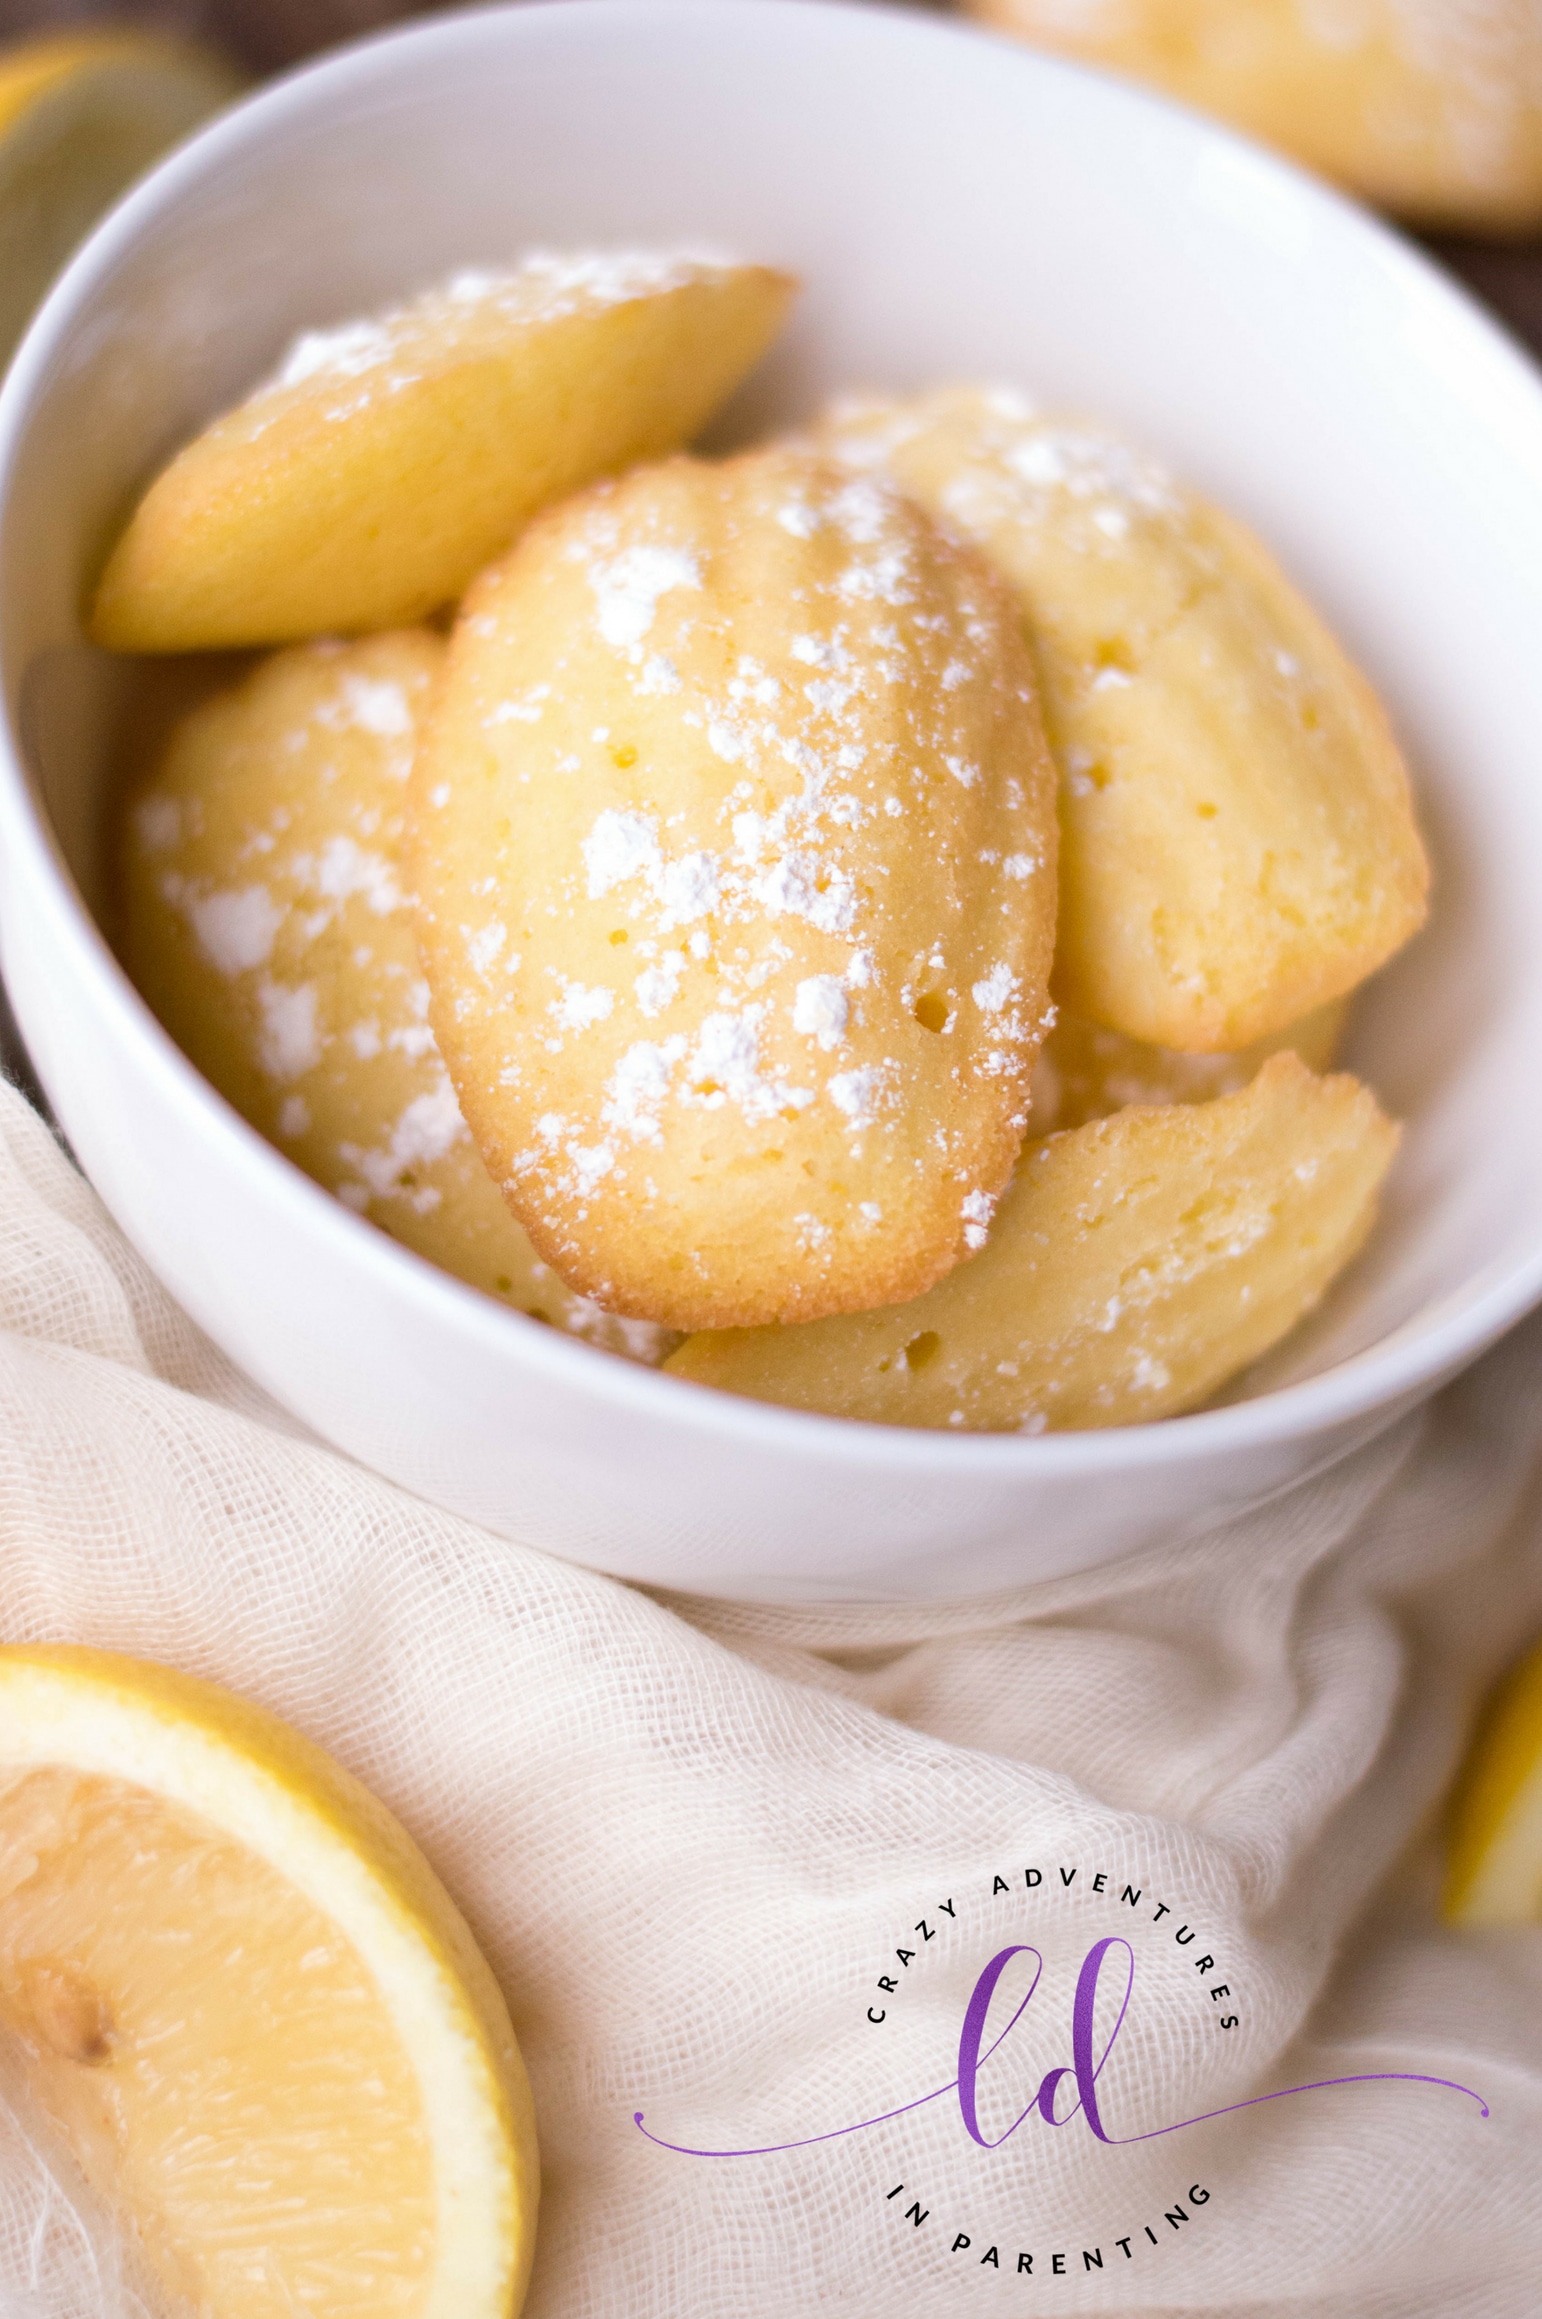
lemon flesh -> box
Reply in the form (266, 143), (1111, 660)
(1446, 1635), (1542, 1926)
(0, 1646), (537, 2317)
(0, 31), (239, 364)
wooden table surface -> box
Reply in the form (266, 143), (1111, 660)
(0, 2), (1539, 1104)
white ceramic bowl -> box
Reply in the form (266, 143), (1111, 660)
(3, 0), (1542, 1603)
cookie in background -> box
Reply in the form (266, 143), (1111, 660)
(118, 633), (673, 1361)
(1028, 995), (1347, 1135)
(818, 387), (1428, 1054)
(960, 0), (1542, 234)
(668, 1052), (1398, 1431)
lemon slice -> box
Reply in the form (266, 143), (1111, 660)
(1445, 1633), (1542, 1926)
(0, 1645), (537, 2316)
(0, 30), (240, 363)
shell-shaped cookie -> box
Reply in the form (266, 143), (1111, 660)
(667, 1052), (1397, 1429)
(92, 252), (794, 651)
(1027, 998), (1346, 1136)
(118, 632), (672, 1360)
(959, 0), (1542, 234)
(412, 446), (1058, 1333)
(820, 387), (1429, 1053)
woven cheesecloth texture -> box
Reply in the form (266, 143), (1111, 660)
(0, 1077), (1539, 2317)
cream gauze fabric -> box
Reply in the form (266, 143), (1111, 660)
(0, 1075), (1539, 2318)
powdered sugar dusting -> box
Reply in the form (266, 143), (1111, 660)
(603, 1037), (687, 1146)
(551, 978), (615, 1032)
(336, 675), (412, 738)
(256, 978), (319, 1081)
(253, 248), (740, 416)
(340, 1073), (467, 1196)
(275, 318), (393, 392)
(590, 545), (701, 653)
(960, 1184), (997, 1251)
(128, 635), (672, 1366)
(434, 441), (1054, 1311)
(135, 795), (181, 853)
(685, 1006), (814, 1124)
(585, 808), (662, 898)
(827, 1064), (889, 1127)
(973, 963), (1019, 1017)
(792, 975), (849, 1051)
(294, 835), (401, 916)
(821, 386), (1187, 587)
(181, 883), (283, 976)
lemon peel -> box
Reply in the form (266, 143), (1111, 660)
(0, 1644), (537, 2317)
(1446, 1632), (1542, 1927)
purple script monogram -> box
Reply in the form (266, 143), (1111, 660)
(634, 1938), (1488, 2160)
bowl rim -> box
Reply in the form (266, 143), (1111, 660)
(3, 0), (1542, 1479)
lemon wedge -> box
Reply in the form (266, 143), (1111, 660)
(0, 1645), (537, 2316)
(1445, 1632), (1542, 1926)
(0, 30), (239, 363)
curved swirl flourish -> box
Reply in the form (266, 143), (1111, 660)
(633, 1939), (1489, 2159)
